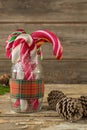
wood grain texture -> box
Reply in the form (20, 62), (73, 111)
(0, 23), (87, 59)
(0, 0), (87, 22)
(0, 59), (11, 74)
(0, 59), (87, 84)
(42, 59), (87, 84)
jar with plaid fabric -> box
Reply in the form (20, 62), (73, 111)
(10, 54), (44, 113)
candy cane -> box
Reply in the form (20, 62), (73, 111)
(12, 34), (39, 111)
(12, 34), (35, 80)
(6, 29), (27, 59)
(31, 30), (63, 60)
(6, 30), (30, 111)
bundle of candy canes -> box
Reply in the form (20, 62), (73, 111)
(6, 29), (63, 112)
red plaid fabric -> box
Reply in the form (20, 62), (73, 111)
(10, 79), (44, 99)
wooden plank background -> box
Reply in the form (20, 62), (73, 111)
(0, 0), (87, 83)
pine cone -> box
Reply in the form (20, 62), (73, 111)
(47, 90), (66, 110)
(79, 96), (87, 117)
(0, 74), (10, 86)
(56, 97), (83, 122)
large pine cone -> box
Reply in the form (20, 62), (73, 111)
(47, 90), (66, 110)
(56, 97), (83, 122)
(0, 74), (10, 86)
(79, 96), (87, 117)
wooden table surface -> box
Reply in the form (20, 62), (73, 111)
(0, 84), (87, 130)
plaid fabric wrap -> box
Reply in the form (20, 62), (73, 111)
(10, 79), (44, 99)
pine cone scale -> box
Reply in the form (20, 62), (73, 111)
(47, 90), (66, 110)
(56, 97), (83, 122)
(79, 96), (87, 117)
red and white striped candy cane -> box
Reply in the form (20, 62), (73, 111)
(6, 29), (27, 59)
(5, 29), (36, 80)
(31, 30), (63, 60)
(12, 34), (35, 80)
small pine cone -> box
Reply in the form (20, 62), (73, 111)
(79, 96), (87, 117)
(56, 97), (83, 122)
(47, 90), (66, 110)
(0, 74), (10, 86)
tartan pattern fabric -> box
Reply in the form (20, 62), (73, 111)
(10, 79), (44, 99)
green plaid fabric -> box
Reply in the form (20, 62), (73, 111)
(10, 79), (44, 99)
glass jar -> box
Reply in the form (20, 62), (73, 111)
(10, 55), (44, 113)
